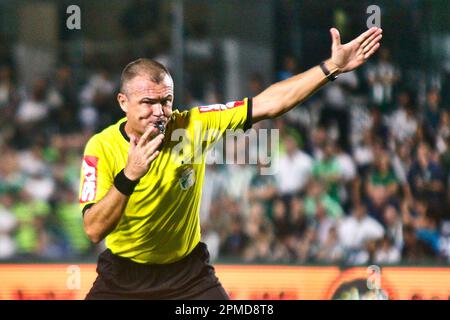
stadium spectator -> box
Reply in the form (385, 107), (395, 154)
(402, 224), (437, 263)
(0, 193), (17, 259)
(55, 186), (91, 257)
(310, 202), (340, 248)
(387, 91), (418, 143)
(275, 132), (313, 198)
(295, 227), (319, 264)
(221, 215), (250, 258)
(365, 47), (401, 112)
(11, 191), (51, 258)
(338, 203), (385, 262)
(48, 65), (80, 133)
(415, 204), (442, 255)
(79, 67), (116, 131)
(200, 163), (227, 221)
(271, 198), (291, 240)
(222, 163), (255, 216)
(277, 55), (299, 81)
(247, 72), (266, 98)
(312, 140), (343, 203)
(304, 180), (344, 220)
(0, 64), (18, 125)
(14, 79), (54, 149)
(319, 70), (358, 152)
(383, 204), (403, 250)
(247, 162), (277, 220)
(408, 142), (446, 202)
(365, 150), (399, 221)
(243, 224), (274, 263)
(423, 88), (442, 137)
(245, 202), (273, 240)
(335, 143), (357, 210)
(310, 126), (328, 160)
(374, 236), (401, 265)
(288, 196), (308, 238)
(200, 221), (221, 262)
(316, 226), (344, 264)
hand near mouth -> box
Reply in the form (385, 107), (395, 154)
(124, 126), (165, 181)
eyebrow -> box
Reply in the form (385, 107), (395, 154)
(139, 95), (173, 103)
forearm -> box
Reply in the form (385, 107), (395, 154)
(83, 186), (129, 244)
(253, 59), (340, 122)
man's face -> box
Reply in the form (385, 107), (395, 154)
(118, 74), (174, 137)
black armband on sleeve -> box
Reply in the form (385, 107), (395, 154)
(82, 203), (95, 216)
(244, 98), (253, 131)
(114, 169), (140, 196)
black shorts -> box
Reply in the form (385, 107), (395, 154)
(86, 242), (229, 300)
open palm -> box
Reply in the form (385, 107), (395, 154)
(330, 27), (383, 73)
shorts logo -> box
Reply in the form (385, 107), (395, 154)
(80, 156), (98, 203)
(199, 100), (244, 113)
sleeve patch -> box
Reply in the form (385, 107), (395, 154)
(198, 100), (245, 113)
(80, 156), (99, 203)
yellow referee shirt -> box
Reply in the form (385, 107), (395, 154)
(79, 98), (252, 264)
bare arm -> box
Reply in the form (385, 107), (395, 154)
(83, 127), (164, 243)
(253, 27), (382, 122)
(83, 187), (130, 244)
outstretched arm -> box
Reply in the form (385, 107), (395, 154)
(252, 27), (382, 122)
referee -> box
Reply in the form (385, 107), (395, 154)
(80, 27), (382, 299)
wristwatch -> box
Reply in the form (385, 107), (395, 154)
(320, 61), (338, 81)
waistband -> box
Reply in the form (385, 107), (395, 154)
(101, 241), (206, 269)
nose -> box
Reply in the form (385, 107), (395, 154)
(152, 103), (163, 117)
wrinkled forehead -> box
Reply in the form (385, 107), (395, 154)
(125, 74), (174, 98)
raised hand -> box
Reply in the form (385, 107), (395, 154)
(330, 27), (382, 73)
(124, 126), (164, 181)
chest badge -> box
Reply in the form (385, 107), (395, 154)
(179, 167), (196, 190)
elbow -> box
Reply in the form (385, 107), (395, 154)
(85, 225), (103, 244)
(89, 234), (103, 245)
(83, 218), (103, 244)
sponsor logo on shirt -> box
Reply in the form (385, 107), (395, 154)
(80, 156), (98, 203)
(179, 167), (195, 190)
(198, 100), (244, 113)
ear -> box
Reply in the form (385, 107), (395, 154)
(117, 93), (128, 113)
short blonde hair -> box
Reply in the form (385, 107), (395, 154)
(120, 58), (172, 94)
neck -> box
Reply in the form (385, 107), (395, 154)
(124, 121), (140, 140)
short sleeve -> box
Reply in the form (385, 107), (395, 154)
(189, 97), (252, 146)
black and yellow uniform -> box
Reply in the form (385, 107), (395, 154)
(80, 98), (252, 299)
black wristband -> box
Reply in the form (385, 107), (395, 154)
(320, 61), (338, 81)
(114, 169), (139, 196)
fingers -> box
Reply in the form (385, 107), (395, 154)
(364, 42), (380, 59)
(137, 126), (159, 148)
(144, 134), (164, 158)
(356, 27), (381, 44)
(360, 30), (382, 52)
(145, 150), (160, 165)
(129, 134), (137, 150)
(330, 28), (341, 49)
(363, 34), (382, 54)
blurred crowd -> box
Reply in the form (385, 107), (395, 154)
(0, 46), (449, 266)
(201, 48), (450, 266)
